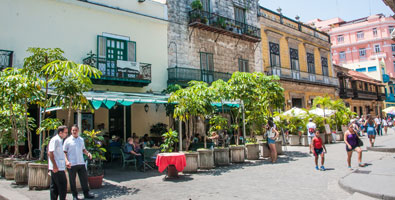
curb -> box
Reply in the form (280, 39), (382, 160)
(338, 174), (395, 200)
(366, 147), (395, 153)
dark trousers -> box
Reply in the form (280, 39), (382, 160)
(50, 171), (67, 200)
(68, 165), (90, 197)
(376, 124), (381, 136)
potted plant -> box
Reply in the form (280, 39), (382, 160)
(81, 130), (107, 189)
(245, 137), (259, 160)
(160, 129), (181, 176)
(150, 123), (168, 136)
(190, 0), (203, 23)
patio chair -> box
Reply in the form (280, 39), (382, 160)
(142, 148), (159, 170)
(108, 146), (122, 162)
(120, 150), (137, 170)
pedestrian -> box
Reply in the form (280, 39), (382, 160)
(344, 123), (366, 170)
(359, 115), (365, 136)
(382, 117), (388, 135)
(48, 125), (68, 200)
(63, 125), (95, 200)
(265, 119), (279, 163)
(374, 116), (382, 136)
(310, 130), (327, 171)
(306, 118), (316, 154)
(364, 115), (377, 147)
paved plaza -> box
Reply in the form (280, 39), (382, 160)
(0, 131), (394, 200)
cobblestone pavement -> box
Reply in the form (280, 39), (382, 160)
(1, 130), (394, 200)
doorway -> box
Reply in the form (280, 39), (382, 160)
(292, 98), (303, 108)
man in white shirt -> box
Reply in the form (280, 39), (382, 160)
(306, 118), (316, 154)
(374, 116), (382, 136)
(48, 125), (68, 200)
(64, 125), (94, 200)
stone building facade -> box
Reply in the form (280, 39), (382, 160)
(167, 0), (262, 86)
(259, 7), (338, 109)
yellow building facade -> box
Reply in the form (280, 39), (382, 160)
(259, 7), (338, 109)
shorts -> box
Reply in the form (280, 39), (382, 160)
(346, 145), (357, 152)
(314, 148), (323, 156)
(268, 138), (276, 144)
(308, 136), (314, 145)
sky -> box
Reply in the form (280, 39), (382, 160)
(259, 0), (394, 22)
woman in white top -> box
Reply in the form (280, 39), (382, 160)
(382, 118), (388, 135)
(265, 120), (279, 163)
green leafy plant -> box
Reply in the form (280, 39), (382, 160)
(81, 130), (106, 177)
(36, 118), (62, 160)
(160, 129), (179, 153)
(150, 123), (168, 136)
(209, 115), (228, 133)
(191, 0), (203, 10)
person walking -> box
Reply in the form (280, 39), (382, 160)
(310, 130), (327, 171)
(374, 116), (382, 136)
(63, 125), (95, 200)
(306, 118), (316, 154)
(48, 125), (68, 200)
(359, 115), (365, 136)
(344, 123), (365, 170)
(364, 115), (377, 147)
(265, 120), (279, 163)
(382, 117), (388, 135)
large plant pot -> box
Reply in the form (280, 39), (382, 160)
(14, 161), (29, 185)
(300, 135), (309, 146)
(0, 157), (5, 178)
(4, 158), (19, 180)
(88, 175), (103, 189)
(288, 135), (300, 146)
(245, 144), (259, 160)
(259, 142), (270, 158)
(183, 152), (199, 173)
(214, 148), (229, 166)
(197, 149), (214, 169)
(275, 141), (283, 155)
(28, 163), (50, 190)
(321, 134), (327, 144)
(66, 169), (82, 193)
(230, 146), (245, 163)
(336, 131), (344, 141)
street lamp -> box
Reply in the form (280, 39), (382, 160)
(144, 104), (149, 113)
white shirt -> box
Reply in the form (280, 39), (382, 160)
(48, 135), (66, 171)
(382, 119), (388, 126)
(63, 136), (86, 166)
(375, 118), (381, 125)
(306, 122), (316, 137)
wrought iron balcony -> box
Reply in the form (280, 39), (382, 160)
(83, 54), (151, 87)
(188, 10), (261, 43)
(266, 67), (338, 87)
(0, 50), (13, 70)
(167, 67), (232, 86)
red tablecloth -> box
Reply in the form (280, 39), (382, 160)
(155, 153), (186, 173)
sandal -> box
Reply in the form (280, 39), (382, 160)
(359, 163), (366, 167)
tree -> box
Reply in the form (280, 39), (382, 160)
(312, 96), (332, 118)
(162, 84), (182, 129)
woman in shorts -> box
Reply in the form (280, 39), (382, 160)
(344, 124), (365, 170)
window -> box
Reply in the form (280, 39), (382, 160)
(389, 26), (394, 34)
(307, 53), (315, 73)
(238, 59), (249, 72)
(321, 57), (329, 76)
(269, 42), (280, 67)
(339, 51), (346, 60)
(367, 66), (377, 72)
(201, 0), (210, 12)
(357, 31), (364, 39)
(364, 83), (368, 91)
(200, 52), (214, 82)
(337, 35), (344, 43)
(356, 67), (366, 72)
(375, 44), (381, 53)
(290, 48), (300, 79)
(359, 48), (366, 57)
(373, 28), (378, 37)
(234, 6), (246, 23)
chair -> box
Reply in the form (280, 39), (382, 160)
(143, 148), (159, 170)
(109, 146), (122, 162)
(120, 150), (137, 170)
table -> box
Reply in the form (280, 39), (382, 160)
(155, 153), (186, 178)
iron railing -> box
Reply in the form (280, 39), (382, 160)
(168, 67), (232, 84)
(266, 67), (339, 87)
(188, 10), (261, 39)
(83, 54), (151, 83)
(0, 50), (13, 70)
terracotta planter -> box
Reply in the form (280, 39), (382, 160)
(66, 169), (82, 193)
(214, 148), (229, 166)
(336, 132), (344, 141)
(259, 142), (270, 158)
(245, 144), (259, 160)
(88, 175), (103, 189)
(275, 141), (283, 155)
(300, 135), (309, 146)
(4, 158), (19, 180)
(0, 157), (4, 178)
(14, 161), (30, 185)
(230, 146), (245, 163)
(28, 163), (50, 190)
(288, 135), (300, 146)
(197, 149), (214, 169)
(182, 152), (199, 173)
(320, 134), (327, 144)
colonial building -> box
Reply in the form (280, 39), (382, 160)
(167, 0), (261, 86)
(1, 0), (169, 148)
(336, 65), (386, 117)
(259, 7), (338, 109)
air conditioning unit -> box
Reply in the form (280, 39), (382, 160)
(117, 60), (140, 72)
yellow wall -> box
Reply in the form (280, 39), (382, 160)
(131, 104), (169, 137)
(280, 37), (290, 69)
(314, 48), (323, 75)
(298, 43), (307, 72)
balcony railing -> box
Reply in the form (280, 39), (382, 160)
(188, 10), (261, 42)
(354, 90), (379, 100)
(167, 67), (232, 85)
(83, 54), (151, 87)
(339, 88), (354, 99)
(266, 67), (338, 87)
(0, 50), (13, 70)
(378, 92), (386, 101)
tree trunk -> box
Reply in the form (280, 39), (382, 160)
(10, 105), (19, 156)
(67, 99), (73, 130)
(185, 117), (190, 151)
(39, 74), (49, 161)
(23, 101), (32, 160)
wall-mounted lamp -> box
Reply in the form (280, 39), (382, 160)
(144, 104), (149, 113)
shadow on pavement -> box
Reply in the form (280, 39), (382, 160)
(163, 174), (194, 182)
(103, 162), (163, 183)
(93, 182), (140, 200)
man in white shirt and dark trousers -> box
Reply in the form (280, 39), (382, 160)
(64, 125), (94, 200)
(48, 125), (68, 200)
(306, 118), (316, 154)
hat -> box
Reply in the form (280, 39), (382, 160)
(112, 135), (117, 140)
(309, 118), (313, 121)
